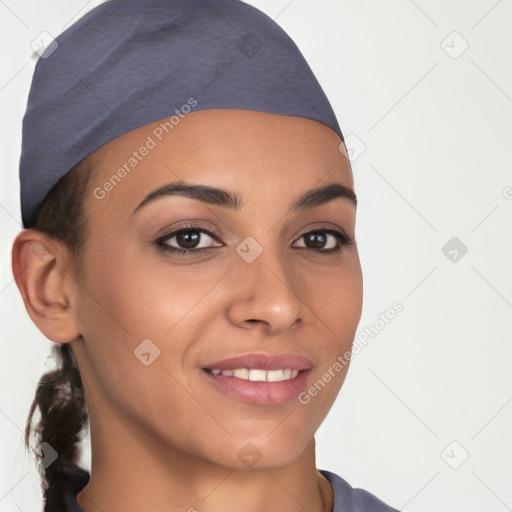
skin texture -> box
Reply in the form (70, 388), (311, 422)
(13, 109), (363, 512)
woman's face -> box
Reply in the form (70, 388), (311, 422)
(71, 109), (363, 470)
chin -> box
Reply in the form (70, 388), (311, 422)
(206, 434), (312, 472)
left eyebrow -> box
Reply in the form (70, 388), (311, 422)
(133, 180), (357, 213)
(292, 182), (357, 210)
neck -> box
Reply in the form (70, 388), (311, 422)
(76, 405), (333, 512)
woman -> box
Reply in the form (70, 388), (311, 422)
(12, 0), (399, 510)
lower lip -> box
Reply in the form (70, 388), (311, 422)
(202, 369), (310, 405)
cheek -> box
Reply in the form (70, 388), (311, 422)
(295, 252), (363, 340)
(291, 255), (363, 414)
(73, 239), (232, 397)
(76, 241), (219, 337)
(72, 246), (227, 448)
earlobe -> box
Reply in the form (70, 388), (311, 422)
(11, 230), (81, 343)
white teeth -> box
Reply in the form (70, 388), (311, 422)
(266, 369), (284, 382)
(232, 368), (249, 379)
(209, 368), (299, 382)
(248, 369), (267, 382)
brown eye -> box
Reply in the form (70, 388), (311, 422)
(156, 225), (222, 254)
(293, 229), (354, 254)
(170, 230), (204, 249)
(299, 232), (335, 250)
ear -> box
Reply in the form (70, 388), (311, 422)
(11, 229), (81, 343)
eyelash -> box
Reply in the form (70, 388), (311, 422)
(155, 223), (354, 256)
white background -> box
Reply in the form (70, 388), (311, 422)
(1, 1), (511, 511)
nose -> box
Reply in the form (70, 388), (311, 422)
(226, 246), (307, 336)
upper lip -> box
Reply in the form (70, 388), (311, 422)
(203, 353), (313, 371)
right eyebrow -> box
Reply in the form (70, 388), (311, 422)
(133, 181), (243, 213)
(133, 180), (357, 214)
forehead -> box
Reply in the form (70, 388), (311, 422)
(84, 109), (353, 223)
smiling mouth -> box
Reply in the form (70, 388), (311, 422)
(200, 353), (312, 405)
(204, 368), (300, 382)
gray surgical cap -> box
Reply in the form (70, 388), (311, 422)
(20, 0), (344, 228)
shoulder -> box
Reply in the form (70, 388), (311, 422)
(320, 469), (400, 512)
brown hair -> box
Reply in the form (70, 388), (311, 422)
(24, 159), (91, 509)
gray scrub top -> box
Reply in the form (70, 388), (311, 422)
(51, 465), (400, 511)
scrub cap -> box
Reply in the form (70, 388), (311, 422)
(20, 0), (344, 228)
